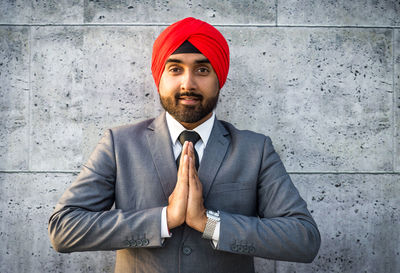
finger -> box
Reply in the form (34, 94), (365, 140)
(176, 156), (189, 196)
(183, 140), (189, 156)
(181, 154), (189, 184)
(191, 143), (197, 172)
(188, 141), (194, 159)
(192, 163), (202, 192)
(189, 157), (199, 191)
(178, 141), (188, 177)
(190, 144), (200, 185)
(188, 142), (196, 172)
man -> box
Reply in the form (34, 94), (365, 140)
(49, 17), (320, 273)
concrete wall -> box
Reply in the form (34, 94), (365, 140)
(0, 1), (399, 272)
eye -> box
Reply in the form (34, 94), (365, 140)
(168, 66), (182, 74)
(196, 67), (210, 75)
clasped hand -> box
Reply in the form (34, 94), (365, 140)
(166, 141), (207, 233)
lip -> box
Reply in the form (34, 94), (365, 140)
(178, 96), (200, 105)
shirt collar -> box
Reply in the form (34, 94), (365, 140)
(165, 111), (215, 146)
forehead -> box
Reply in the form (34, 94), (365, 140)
(165, 53), (210, 65)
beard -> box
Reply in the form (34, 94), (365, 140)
(159, 90), (219, 123)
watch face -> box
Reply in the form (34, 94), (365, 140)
(207, 210), (220, 218)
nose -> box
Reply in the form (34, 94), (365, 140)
(180, 70), (196, 91)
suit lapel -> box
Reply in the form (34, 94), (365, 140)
(198, 119), (230, 200)
(146, 112), (177, 200)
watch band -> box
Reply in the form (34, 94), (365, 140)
(202, 210), (220, 240)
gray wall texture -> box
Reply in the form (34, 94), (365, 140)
(0, 1), (399, 273)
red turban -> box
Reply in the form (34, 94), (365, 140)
(151, 17), (230, 90)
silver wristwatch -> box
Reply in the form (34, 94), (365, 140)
(202, 210), (220, 240)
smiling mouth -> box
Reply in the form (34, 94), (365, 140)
(176, 92), (203, 105)
(178, 96), (200, 105)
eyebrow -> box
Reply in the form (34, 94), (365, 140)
(195, 59), (211, 64)
(165, 58), (210, 65)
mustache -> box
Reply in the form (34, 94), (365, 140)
(175, 92), (203, 100)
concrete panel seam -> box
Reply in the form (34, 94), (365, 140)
(1, 171), (399, 175)
(275, 0), (278, 27)
(276, 24), (400, 29)
(1, 23), (399, 29)
(288, 171), (400, 175)
(0, 170), (79, 174)
(0, 23), (275, 27)
(28, 26), (32, 171)
(393, 29), (396, 172)
(275, 24), (399, 30)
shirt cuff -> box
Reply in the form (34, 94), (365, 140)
(212, 221), (220, 247)
(161, 206), (172, 238)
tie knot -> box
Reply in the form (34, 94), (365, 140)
(178, 130), (200, 145)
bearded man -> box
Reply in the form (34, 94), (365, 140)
(49, 17), (320, 273)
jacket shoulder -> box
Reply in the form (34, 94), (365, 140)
(108, 118), (155, 137)
(218, 120), (271, 144)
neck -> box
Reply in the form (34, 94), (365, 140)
(179, 112), (213, 130)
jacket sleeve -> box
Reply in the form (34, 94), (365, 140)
(216, 136), (321, 263)
(48, 129), (164, 253)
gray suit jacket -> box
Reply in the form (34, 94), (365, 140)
(48, 112), (320, 273)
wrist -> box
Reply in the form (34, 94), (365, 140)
(186, 209), (207, 233)
(198, 211), (207, 233)
(202, 210), (220, 240)
(166, 206), (184, 229)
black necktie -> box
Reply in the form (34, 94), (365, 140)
(176, 130), (200, 170)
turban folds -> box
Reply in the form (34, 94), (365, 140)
(151, 17), (230, 89)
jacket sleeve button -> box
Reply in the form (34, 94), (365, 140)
(230, 244), (238, 252)
(249, 246), (255, 253)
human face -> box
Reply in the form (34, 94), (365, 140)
(158, 53), (220, 129)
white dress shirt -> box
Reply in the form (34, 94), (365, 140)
(161, 112), (220, 246)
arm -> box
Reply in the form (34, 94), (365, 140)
(215, 137), (321, 262)
(48, 129), (164, 252)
